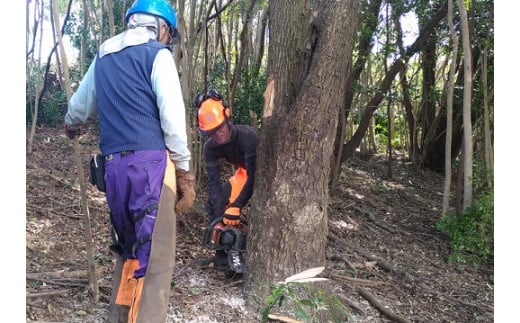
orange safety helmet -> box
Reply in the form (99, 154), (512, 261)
(197, 90), (230, 136)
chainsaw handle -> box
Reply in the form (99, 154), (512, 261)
(209, 216), (225, 228)
(210, 215), (248, 227)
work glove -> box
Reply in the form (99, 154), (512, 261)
(175, 169), (196, 213)
(64, 123), (82, 139)
(223, 207), (241, 226)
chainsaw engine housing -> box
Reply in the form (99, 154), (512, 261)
(203, 220), (247, 252)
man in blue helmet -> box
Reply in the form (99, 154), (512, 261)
(63, 0), (194, 322)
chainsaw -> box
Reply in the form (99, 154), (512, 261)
(202, 216), (248, 273)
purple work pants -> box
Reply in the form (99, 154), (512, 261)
(104, 149), (166, 278)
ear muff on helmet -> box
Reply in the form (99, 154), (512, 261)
(196, 89), (230, 136)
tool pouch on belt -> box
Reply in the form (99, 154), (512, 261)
(89, 154), (106, 193)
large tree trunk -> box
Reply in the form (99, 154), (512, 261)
(245, 0), (360, 306)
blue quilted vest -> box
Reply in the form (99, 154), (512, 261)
(95, 40), (170, 155)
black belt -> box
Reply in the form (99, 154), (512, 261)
(105, 150), (134, 161)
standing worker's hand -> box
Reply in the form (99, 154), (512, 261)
(223, 207), (241, 226)
(175, 169), (196, 213)
(64, 123), (82, 139)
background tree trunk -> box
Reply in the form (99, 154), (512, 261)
(51, 0), (99, 303)
(229, 0), (257, 108)
(245, 0), (360, 307)
(105, 0), (116, 38)
(80, 0), (88, 75)
(457, 0), (473, 210)
(442, 0), (458, 215)
(26, 0), (45, 154)
(330, 0), (382, 186)
(482, 13), (493, 188)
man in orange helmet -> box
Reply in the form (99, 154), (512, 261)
(196, 89), (258, 272)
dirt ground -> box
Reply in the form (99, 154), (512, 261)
(26, 126), (494, 322)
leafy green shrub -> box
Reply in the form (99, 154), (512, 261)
(436, 189), (494, 266)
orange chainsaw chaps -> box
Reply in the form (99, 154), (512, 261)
(228, 167), (247, 205)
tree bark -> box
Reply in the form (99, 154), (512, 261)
(245, 0), (360, 307)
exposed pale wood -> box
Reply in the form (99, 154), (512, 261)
(267, 313), (303, 323)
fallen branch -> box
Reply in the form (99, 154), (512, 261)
(358, 250), (417, 285)
(358, 288), (411, 323)
(27, 267), (110, 280)
(353, 205), (398, 233)
(337, 294), (366, 314)
(28, 277), (89, 288)
(26, 290), (70, 298)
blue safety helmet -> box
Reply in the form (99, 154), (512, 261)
(125, 0), (177, 29)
